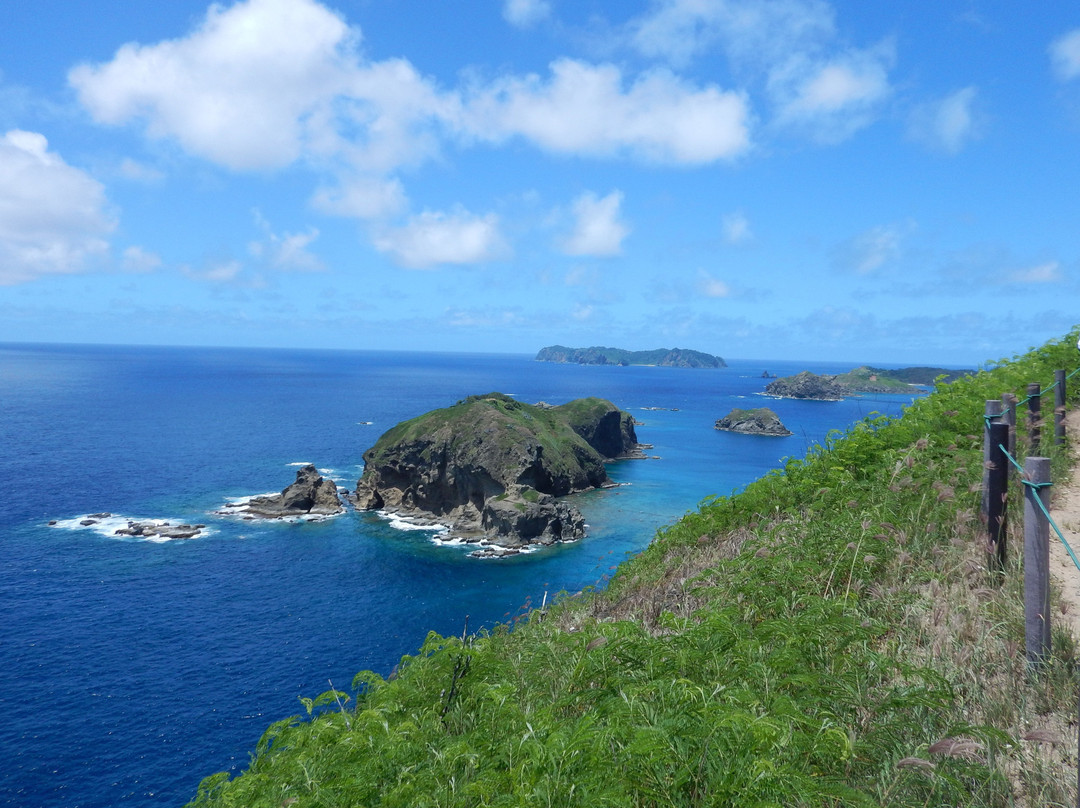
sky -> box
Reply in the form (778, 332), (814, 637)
(1, 0), (1079, 365)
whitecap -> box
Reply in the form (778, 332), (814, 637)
(287, 461), (312, 467)
(50, 514), (213, 541)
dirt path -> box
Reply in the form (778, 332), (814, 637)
(1049, 410), (1080, 639)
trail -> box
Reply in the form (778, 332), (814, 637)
(1049, 409), (1080, 639)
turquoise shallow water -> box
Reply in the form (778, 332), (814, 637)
(0, 344), (923, 807)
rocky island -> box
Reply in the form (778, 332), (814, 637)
(536, 345), (726, 368)
(354, 393), (643, 556)
(714, 407), (792, 436)
(764, 371), (847, 400)
(219, 464), (344, 519)
(764, 365), (969, 400)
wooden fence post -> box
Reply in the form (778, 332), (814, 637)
(1023, 456), (1051, 666)
(987, 422), (1009, 569)
(983, 400), (1004, 522)
(1027, 383), (1042, 456)
(1054, 369), (1066, 447)
(1002, 392), (1018, 484)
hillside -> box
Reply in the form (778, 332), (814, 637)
(190, 331), (1080, 808)
(536, 345), (726, 368)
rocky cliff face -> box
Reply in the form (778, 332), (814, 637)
(223, 464), (343, 519)
(714, 407), (792, 436)
(354, 393), (641, 554)
(764, 371), (846, 400)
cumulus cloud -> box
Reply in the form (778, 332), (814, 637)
(770, 45), (893, 141)
(0, 130), (115, 285)
(462, 59), (751, 164)
(832, 222), (909, 274)
(374, 208), (508, 268)
(69, 0), (359, 171)
(122, 245), (162, 272)
(908, 87), (980, 154)
(503, 0), (551, 28)
(311, 175), (408, 220)
(1050, 29), (1080, 81)
(561, 191), (629, 256)
(1007, 261), (1062, 285)
(249, 212), (324, 271)
(721, 210), (752, 245)
(697, 270), (732, 297)
(627, 0), (893, 143)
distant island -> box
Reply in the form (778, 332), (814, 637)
(536, 346), (726, 368)
(354, 393), (643, 557)
(765, 366), (970, 401)
(715, 407), (792, 436)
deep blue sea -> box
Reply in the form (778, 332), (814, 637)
(0, 344), (924, 807)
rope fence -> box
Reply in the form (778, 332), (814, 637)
(978, 364), (1080, 805)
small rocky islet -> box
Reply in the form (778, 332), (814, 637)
(714, 407), (792, 437)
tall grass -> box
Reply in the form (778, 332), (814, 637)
(189, 329), (1080, 808)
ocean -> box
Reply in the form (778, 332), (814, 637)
(0, 343), (924, 807)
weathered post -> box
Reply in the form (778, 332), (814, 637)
(983, 400), (1004, 522)
(1054, 369), (1066, 447)
(1002, 393), (1018, 479)
(987, 421), (1009, 569)
(1027, 383), (1041, 456)
(1023, 456), (1051, 667)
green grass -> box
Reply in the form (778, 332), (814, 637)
(189, 329), (1080, 808)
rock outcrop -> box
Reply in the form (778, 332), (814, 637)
(764, 371), (846, 400)
(714, 407), (792, 436)
(354, 393), (642, 554)
(222, 464), (344, 519)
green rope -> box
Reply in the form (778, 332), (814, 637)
(1022, 476), (1080, 573)
(997, 445), (1080, 574)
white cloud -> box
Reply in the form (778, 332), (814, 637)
(249, 213), (324, 271)
(697, 270), (731, 298)
(374, 208), (508, 268)
(462, 59), (751, 164)
(628, 0), (892, 143)
(1008, 261), (1062, 285)
(122, 245), (162, 272)
(311, 175), (408, 220)
(0, 130), (115, 285)
(770, 45), (893, 142)
(908, 87), (980, 154)
(561, 191), (629, 256)
(185, 259), (246, 283)
(69, 0), (359, 171)
(721, 210), (752, 245)
(503, 0), (551, 28)
(630, 0), (836, 69)
(833, 223), (909, 274)
(1050, 29), (1080, 81)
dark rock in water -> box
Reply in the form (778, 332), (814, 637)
(88, 512), (112, 519)
(80, 519), (98, 526)
(715, 407), (792, 437)
(355, 393), (643, 553)
(239, 465), (344, 518)
(114, 520), (204, 539)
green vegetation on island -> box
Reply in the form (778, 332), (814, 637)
(714, 406), (792, 436)
(191, 330), (1079, 808)
(354, 393), (641, 555)
(767, 365), (972, 400)
(536, 345), (726, 368)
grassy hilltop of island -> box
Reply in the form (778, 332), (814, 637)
(190, 331), (1080, 808)
(536, 345), (726, 368)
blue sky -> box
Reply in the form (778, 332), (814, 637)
(2, 0), (1079, 365)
